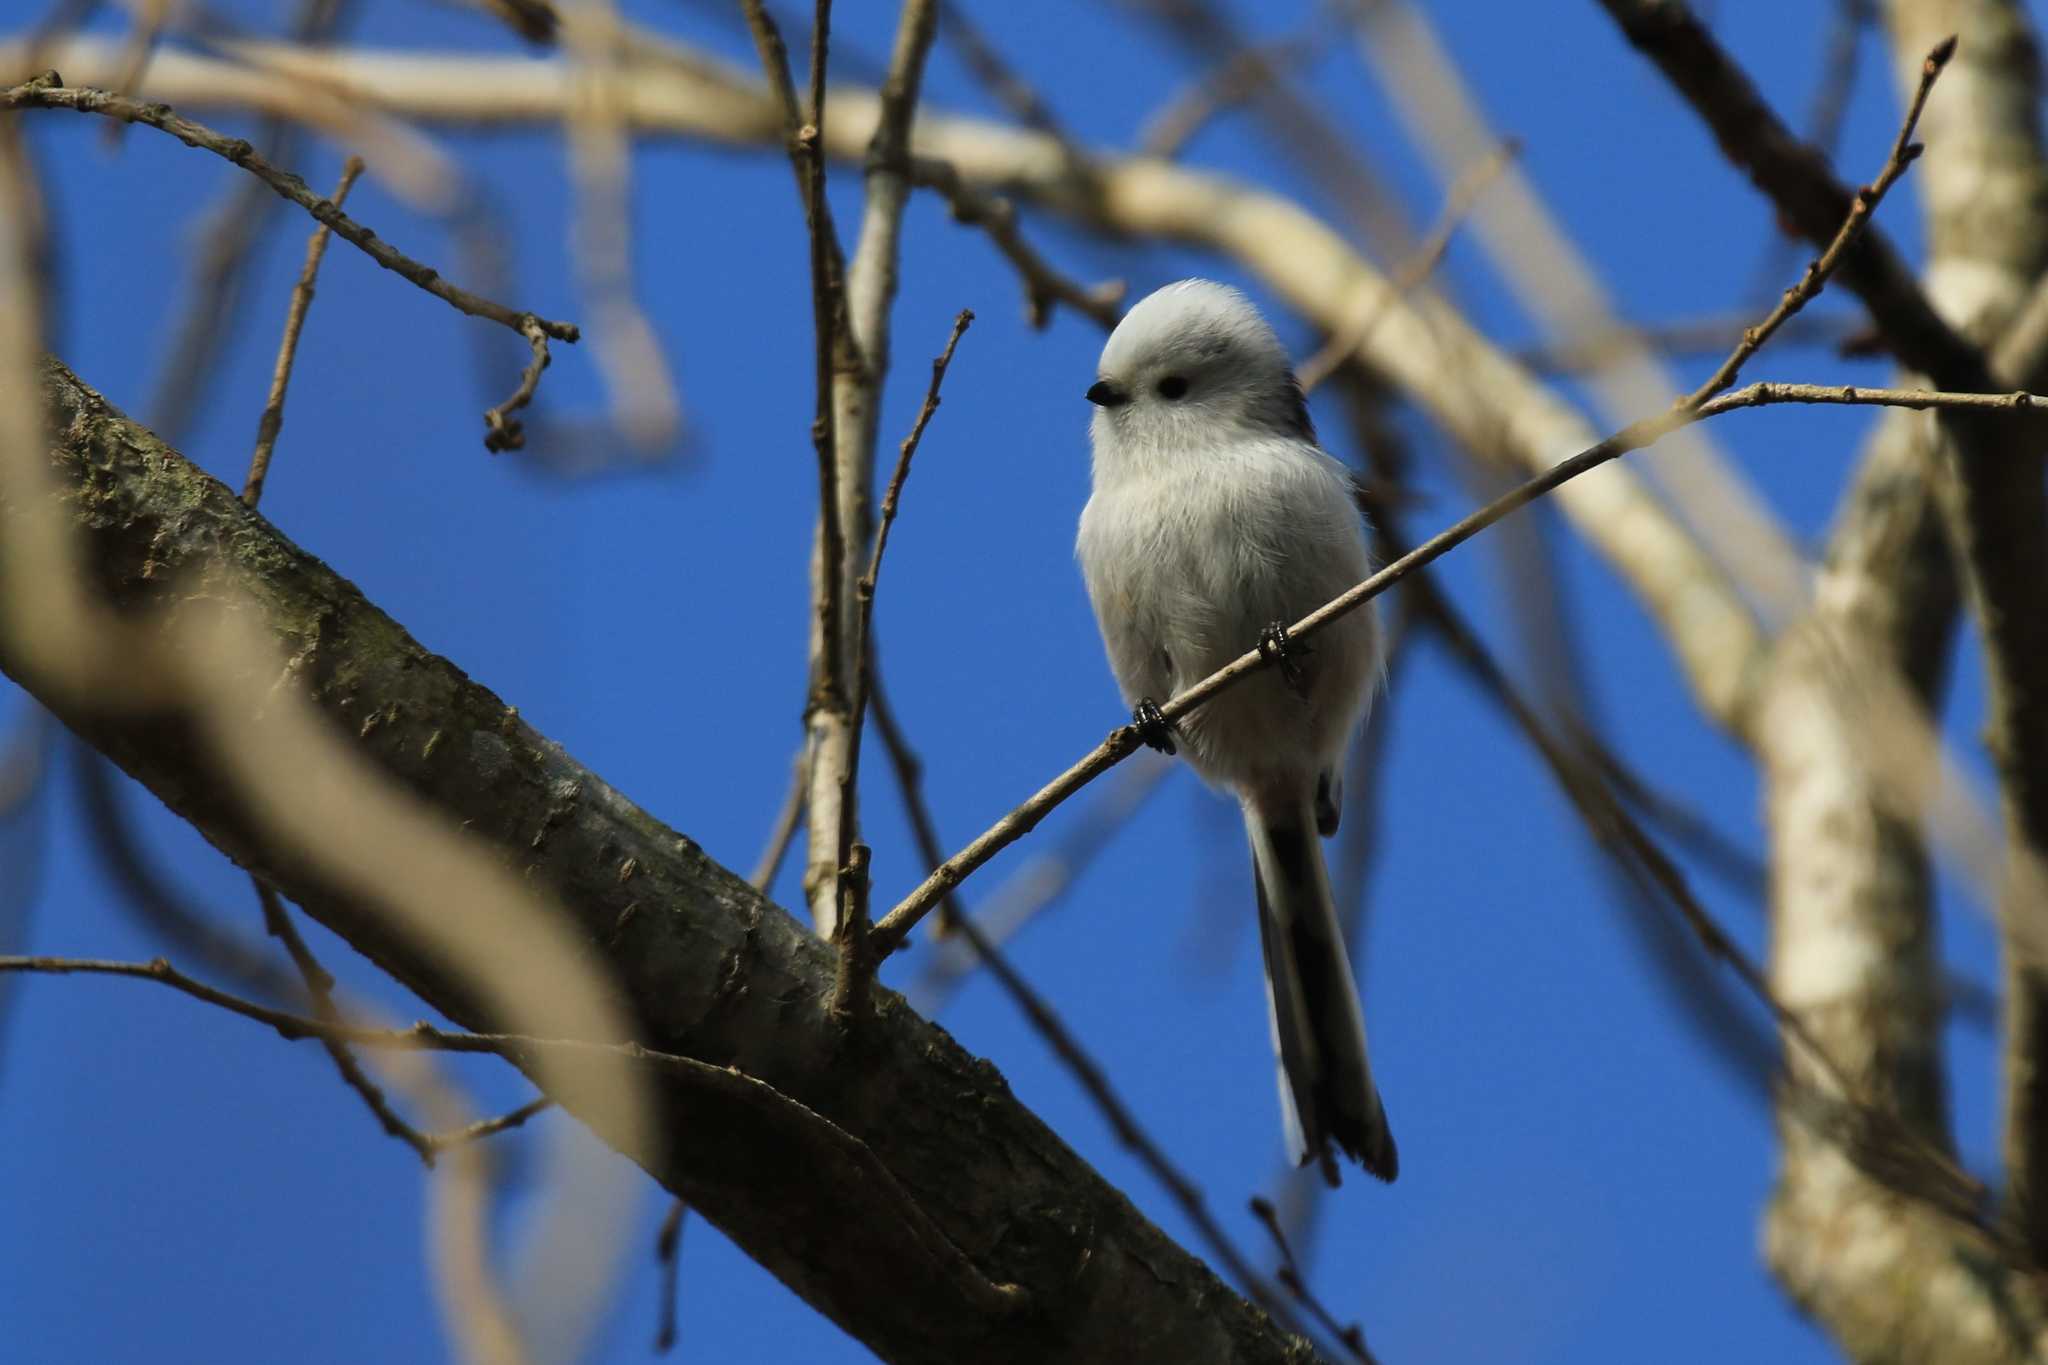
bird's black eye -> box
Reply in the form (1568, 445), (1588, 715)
(1156, 375), (1189, 400)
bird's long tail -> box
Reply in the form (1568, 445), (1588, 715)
(1245, 794), (1397, 1183)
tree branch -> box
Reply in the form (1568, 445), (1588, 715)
(0, 73), (577, 447)
(18, 35), (1766, 732)
(0, 353), (1322, 1365)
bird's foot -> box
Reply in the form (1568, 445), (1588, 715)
(1131, 698), (1177, 755)
(1259, 621), (1311, 697)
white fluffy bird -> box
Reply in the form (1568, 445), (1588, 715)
(1075, 279), (1396, 1183)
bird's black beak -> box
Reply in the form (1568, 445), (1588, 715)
(1086, 380), (1128, 409)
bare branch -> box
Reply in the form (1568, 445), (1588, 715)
(253, 880), (437, 1163)
(426, 1095), (554, 1151)
(1297, 137), (1518, 394)
(482, 316), (551, 453)
(748, 748), (809, 893)
(144, 0), (351, 445)
(11, 36), (1765, 729)
(1597, 4), (1975, 385)
(1248, 1197), (1375, 1364)
(243, 155), (363, 506)
(0, 950), (1029, 1317)
(10, 352), (1306, 1363)
(905, 154), (1124, 329)
(831, 307), (971, 1014)
(0, 76), (578, 344)
(873, 65), (1946, 949)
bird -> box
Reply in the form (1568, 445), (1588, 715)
(1074, 279), (1396, 1184)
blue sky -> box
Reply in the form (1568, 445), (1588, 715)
(0, 2), (2022, 1361)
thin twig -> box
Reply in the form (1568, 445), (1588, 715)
(1249, 1196), (1376, 1364)
(482, 316), (551, 452)
(1297, 136), (1519, 393)
(653, 1197), (689, 1351)
(1685, 41), (1950, 409)
(0, 952), (542, 1055)
(72, 744), (304, 1001)
(143, 0), (356, 445)
(906, 154), (1124, 329)
(1745, 0), (1873, 300)
(830, 309), (973, 1018)
(254, 881), (438, 1163)
(243, 155), (363, 505)
(740, 0), (860, 938)
(868, 377), (2030, 954)
(907, 756), (1170, 1011)
(869, 45), (1953, 955)
(0, 78), (578, 344)
(0, 952), (1029, 1313)
(235, 163), (452, 1166)
(1138, 22), (1329, 160)
(789, 0), (858, 406)
(425, 1095), (554, 1151)
(851, 311), (975, 698)
(933, 0), (1085, 156)
(867, 661), (973, 939)
(10, 70), (574, 451)
(749, 747), (809, 892)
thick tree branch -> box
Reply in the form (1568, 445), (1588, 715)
(1597, 4), (2048, 1358)
(1877, 0), (2048, 1262)
(0, 356), (1319, 1365)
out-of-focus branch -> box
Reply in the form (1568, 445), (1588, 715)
(1137, 15), (1330, 161)
(1123, 0), (1416, 266)
(144, 0), (352, 445)
(653, 1197), (688, 1353)
(1355, 0), (1812, 628)
(903, 154), (1124, 329)
(1589, 3), (2048, 1356)
(253, 880), (437, 1162)
(1744, 0), (1873, 299)
(1876, 0), (2048, 1265)
(15, 35), (1766, 731)
(905, 755), (1169, 1014)
(932, 0), (1092, 183)
(561, 0), (683, 453)
(1, 76), (577, 346)
(1, 73), (578, 447)
(1609, 3), (2048, 1318)
(1596, 1), (1980, 387)
(3, 353), (1319, 1365)
(1516, 310), (1866, 375)
(1296, 137), (1518, 395)
(73, 742), (304, 1000)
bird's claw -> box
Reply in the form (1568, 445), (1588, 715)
(1132, 698), (1177, 755)
(1259, 621), (1311, 697)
